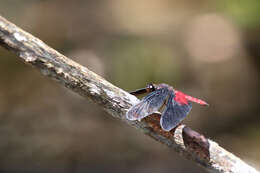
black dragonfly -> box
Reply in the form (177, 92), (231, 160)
(126, 83), (208, 131)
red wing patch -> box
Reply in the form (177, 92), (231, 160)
(174, 90), (188, 105)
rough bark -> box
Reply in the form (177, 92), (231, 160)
(0, 15), (258, 173)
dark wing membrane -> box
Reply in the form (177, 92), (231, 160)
(126, 87), (169, 121)
(160, 93), (192, 131)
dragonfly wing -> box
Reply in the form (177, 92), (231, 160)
(160, 93), (192, 131)
(126, 87), (169, 121)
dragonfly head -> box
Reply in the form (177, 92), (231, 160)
(146, 83), (156, 93)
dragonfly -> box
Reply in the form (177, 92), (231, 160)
(126, 83), (208, 131)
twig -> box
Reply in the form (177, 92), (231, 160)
(0, 15), (258, 173)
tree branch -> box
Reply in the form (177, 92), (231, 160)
(0, 15), (258, 173)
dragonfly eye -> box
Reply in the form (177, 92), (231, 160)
(146, 83), (156, 92)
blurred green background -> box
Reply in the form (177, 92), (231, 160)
(0, 0), (260, 172)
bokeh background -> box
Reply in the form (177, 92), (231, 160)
(0, 0), (260, 172)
